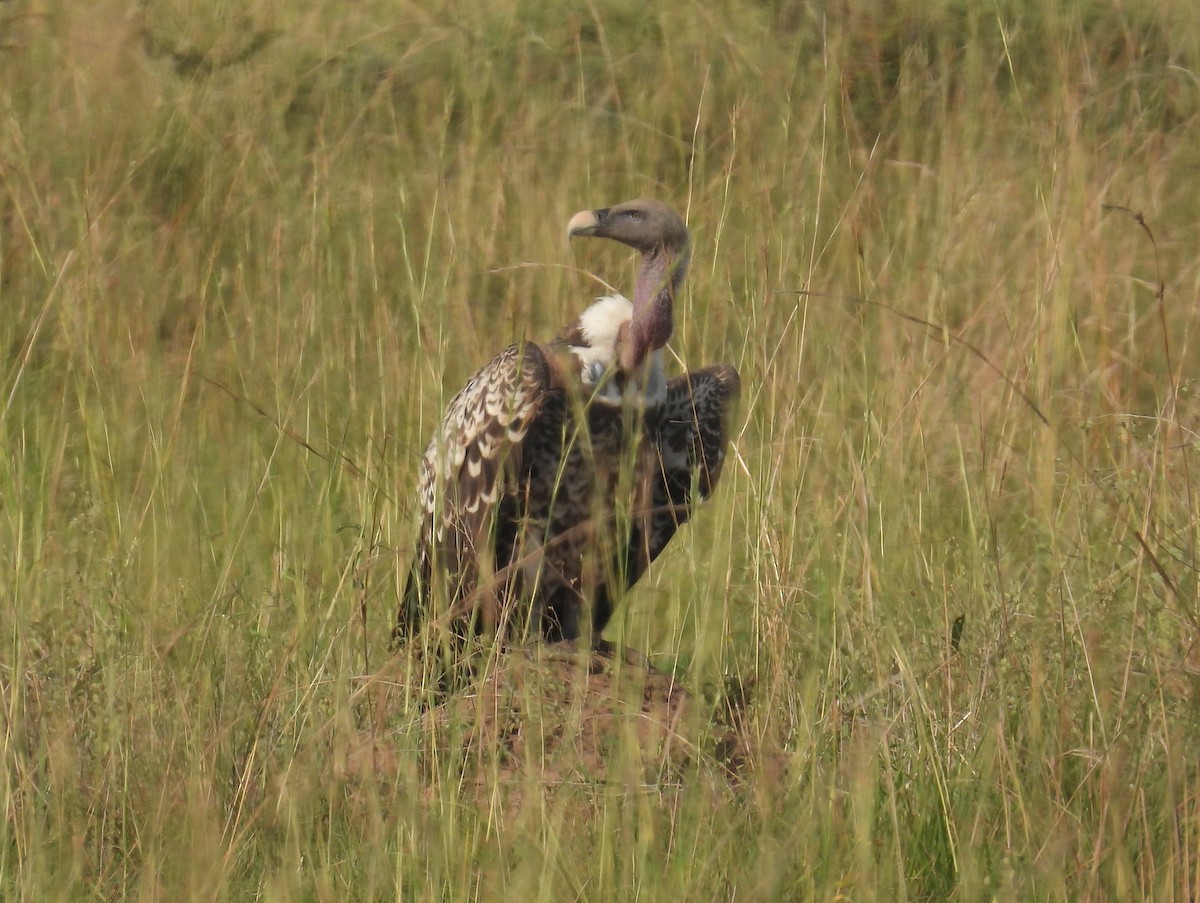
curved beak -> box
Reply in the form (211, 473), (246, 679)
(566, 208), (604, 239)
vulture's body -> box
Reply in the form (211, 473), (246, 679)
(396, 199), (739, 647)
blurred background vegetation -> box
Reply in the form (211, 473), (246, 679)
(3, 0), (1200, 898)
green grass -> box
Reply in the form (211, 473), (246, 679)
(4, 0), (1200, 898)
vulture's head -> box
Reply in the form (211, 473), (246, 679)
(566, 199), (689, 258)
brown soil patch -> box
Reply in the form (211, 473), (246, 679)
(340, 644), (755, 805)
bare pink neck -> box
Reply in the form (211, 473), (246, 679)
(628, 243), (689, 367)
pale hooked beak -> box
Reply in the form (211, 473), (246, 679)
(566, 208), (602, 239)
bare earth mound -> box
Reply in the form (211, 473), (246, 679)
(342, 644), (753, 805)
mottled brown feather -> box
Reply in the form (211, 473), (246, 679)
(399, 342), (559, 637)
(396, 348), (740, 646)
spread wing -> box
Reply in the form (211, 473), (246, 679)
(395, 342), (556, 640)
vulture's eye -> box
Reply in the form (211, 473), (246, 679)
(626, 210), (644, 222)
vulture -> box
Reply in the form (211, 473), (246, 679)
(395, 198), (740, 650)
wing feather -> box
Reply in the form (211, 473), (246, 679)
(396, 342), (555, 639)
(631, 362), (741, 585)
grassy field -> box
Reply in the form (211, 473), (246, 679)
(4, 0), (1200, 898)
